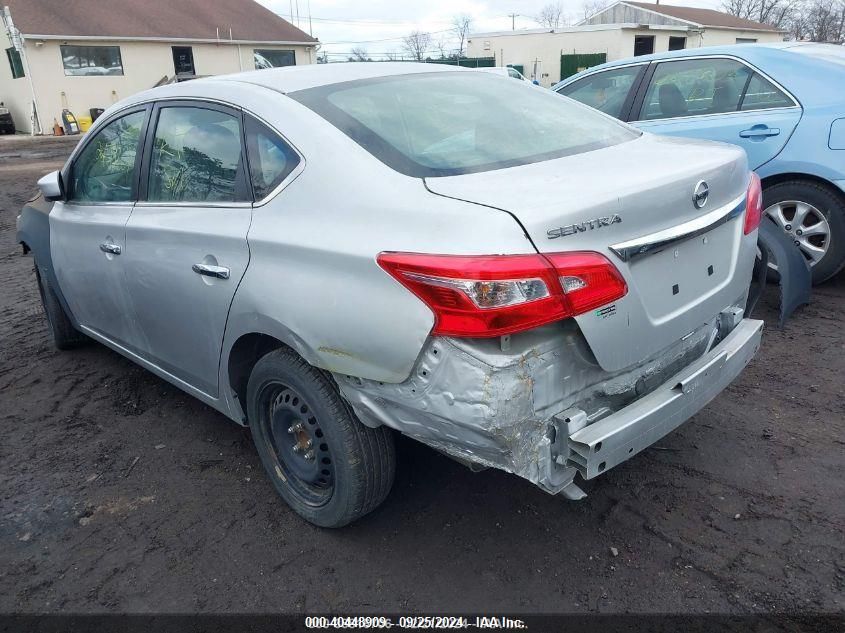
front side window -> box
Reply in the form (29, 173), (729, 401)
(559, 66), (643, 119)
(639, 58), (752, 120)
(254, 49), (296, 69)
(245, 117), (300, 200)
(6, 47), (24, 78)
(69, 111), (145, 203)
(147, 106), (244, 203)
(61, 45), (123, 76)
(292, 72), (639, 177)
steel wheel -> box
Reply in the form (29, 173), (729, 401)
(256, 383), (335, 507)
(764, 199), (831, 270)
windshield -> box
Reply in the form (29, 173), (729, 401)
(291, 71), (639, 177)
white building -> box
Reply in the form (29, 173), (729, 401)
(467, 1), (786, 87)
(1, 0), (318, 134)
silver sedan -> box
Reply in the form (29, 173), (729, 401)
(18, 63), (763, 527)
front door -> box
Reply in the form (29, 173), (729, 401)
(172, 46), (195, 77)
(632, 57), (802, 170)
(122, 102), (251, 396)
(50, 107), (149, 346)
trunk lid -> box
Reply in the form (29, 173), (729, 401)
(425, 133), (754, 372)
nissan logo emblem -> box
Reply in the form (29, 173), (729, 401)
(693, 181), (709, 209)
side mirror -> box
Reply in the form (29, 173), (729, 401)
(37, 170), (65, 201)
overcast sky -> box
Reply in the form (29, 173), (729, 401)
(257, 0), (726, 60)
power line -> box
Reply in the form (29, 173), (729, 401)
(321, 28), (455, 45)
(273, 11), (451, 27)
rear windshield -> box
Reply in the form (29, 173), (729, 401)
(291, 71), (639, 177)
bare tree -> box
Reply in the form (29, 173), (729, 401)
(536, 2), (566, 28)
(385, 49), (399, 61)
(402, 30), (432, 61)
(721, 0), (799, 28)
(435, 38), (450, 59)
(349, 46), (369, 62)
(452, 14), (473, 57)
(581, 0), (609, 21)
(796, 0), (845, 41)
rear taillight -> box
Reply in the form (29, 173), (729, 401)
(744, 172), (763, 235)
(377, 251), (627, 338)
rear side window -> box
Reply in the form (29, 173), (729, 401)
(292, 72), (638, 177)
(69, 110), (145, 203)
(740, 73), (793, 110)
(147, 106), (244, 203)
(639, 58), (752, 120)
(558, 66), (644, 119)
(245, 117), (300, 200)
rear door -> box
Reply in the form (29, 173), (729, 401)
(630, 56), (802, 170)
(121, 101), (253, 397)
(50, 106), (149, 346)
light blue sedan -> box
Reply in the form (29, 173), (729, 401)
(554, 43), (845, 284)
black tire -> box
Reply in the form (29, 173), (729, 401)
(763, 180), (845, 284)
(34, 266), (88, 350)
(246, 347), (395, 528)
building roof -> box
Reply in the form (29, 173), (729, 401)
(4, 0), (317, 43)
(623, 2), (782, 31)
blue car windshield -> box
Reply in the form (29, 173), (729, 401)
(291, 71), (639, 177)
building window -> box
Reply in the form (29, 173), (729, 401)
(736, 38), (758, 44)
(6, 47), (25, 78)
(634, 35), (655, 56)
(60, 45), (124, 76)
(668, 36), (686, 51)
(254, 49), (295, 69)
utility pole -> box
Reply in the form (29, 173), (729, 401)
(508, 13), (518, 29)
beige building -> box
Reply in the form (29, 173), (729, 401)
(1, 0), (318, 134)
(467, 1), (786, 87)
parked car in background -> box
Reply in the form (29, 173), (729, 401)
(0, 102), (15, 134)
(18, 63), (764, 527)
(554, 43), (845, 284)
(479, 66), (534, 83)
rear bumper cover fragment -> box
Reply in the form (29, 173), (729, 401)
(563, 318), (763, 480)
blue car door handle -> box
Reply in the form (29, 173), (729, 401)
(740, 126), (781, 138)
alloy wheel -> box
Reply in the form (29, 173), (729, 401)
(764, 199), (831, 269)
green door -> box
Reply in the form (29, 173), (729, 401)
(560, 53), (607, 80)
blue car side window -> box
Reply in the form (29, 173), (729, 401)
(640, 59), (752, 120)
(740, 73), (793, 111)
(559, 66), (643, 119)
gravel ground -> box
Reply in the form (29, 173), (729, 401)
(1, 135), (843, 616)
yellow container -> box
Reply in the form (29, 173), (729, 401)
(77, 116), (93, 132)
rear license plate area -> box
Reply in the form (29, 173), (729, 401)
(629, 220), (737, 321)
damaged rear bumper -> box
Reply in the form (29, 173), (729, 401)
(559, 318), (762, 481)
(335, 310), (762, 498)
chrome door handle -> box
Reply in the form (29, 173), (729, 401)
(192, 263), (230, 280)
(739, 127), (780, 138)
(99, 243), (121, 255)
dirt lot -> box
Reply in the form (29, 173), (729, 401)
(1, 135), (843, 617)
